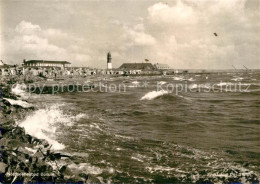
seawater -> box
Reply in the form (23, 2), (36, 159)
(17, 72), (260, 183)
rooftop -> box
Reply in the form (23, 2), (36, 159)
(119, 63), (155, 70)
(24, 60), (71, 64)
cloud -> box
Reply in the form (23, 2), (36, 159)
(3, 21), (91, 66)
(15, 21), (41, 35)
(43, 28), (68, 39)
(1, 1), (259, 69)
(126, 28), (156, 46)
(148, 1), (198, 25)
(145, 0), (260, 69)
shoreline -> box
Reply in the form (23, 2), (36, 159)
(0, 76), (96, 183)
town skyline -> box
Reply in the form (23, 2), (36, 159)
(1, 0), (260, 69)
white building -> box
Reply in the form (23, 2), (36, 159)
(23, 60), (71, 68)
(154, 63), (170, 70)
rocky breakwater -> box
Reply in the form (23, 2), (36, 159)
(0, 80), (94, 183)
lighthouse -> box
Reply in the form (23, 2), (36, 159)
(107, 52), (112, 70)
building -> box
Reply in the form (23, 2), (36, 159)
(23, 60), (71, 68)
(107, 52), (112, 69)
(119, 63), (155, 70)
(154, 63), (170, 70)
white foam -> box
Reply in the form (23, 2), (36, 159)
(3, 98), (33, 108)
(131, 153), (148, 163)
(140, 90), (169, 100)
(11, 83), (29, 99)
(114, 134), (135, 140)
(146, 165), (175, 173)
(186, 77), (195, 81)
(18, 104), (87, 150)
(189, 84), (211, 90)
(173, 76), (184, 81)
(231, 77), (243, 81)
(132, 81), (140, 84)
(74, 113), (88, 121)
(158, 81), (167, 85)
(131, 156), (144, 162)
(89, 123), (103, 131)
(217, 82), (232, 86)
(189, 84), (198, 89)
(68, 163), (103, 175)
(11, 83), (27, 95)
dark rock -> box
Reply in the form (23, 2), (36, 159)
(1, 124), (13, 135)
(79, 173), (89, 182)
(0, 81), (88, 183)
(59, 165), (67, 173)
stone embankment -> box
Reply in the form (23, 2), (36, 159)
(0, 77), (95, 183)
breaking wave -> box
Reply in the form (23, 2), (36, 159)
(189, 83), (211, 89)
(3, 98), (33, 108)
(140, 90), (169, 100)
(11, 83), (28, 99)
(157, 81), (167, 85)
(18, 104), (86, 150)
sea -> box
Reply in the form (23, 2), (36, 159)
(12, 72), (260, 183)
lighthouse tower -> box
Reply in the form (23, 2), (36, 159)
(107, 52), (112, 70)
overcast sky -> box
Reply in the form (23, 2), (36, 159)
(1, 0), (259, 69)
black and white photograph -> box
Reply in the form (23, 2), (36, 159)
(0, 0), (260, 183)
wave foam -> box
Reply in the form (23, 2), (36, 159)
(11, 83), (28, 98)
(217, 82), (232, 86)
(140, 90), (169, 100)
(186, 78), (195, 81)
(68, 163), (103, 175)
(132, 81), (140, 84)
(189, 84), (198, 89)
(19, 104), (86, 150)
(158, 81), (167, 85)
(189, 84), (211, 89)
(3, 98), (33, 108)
(173, 76), (184, 81)
(231, 77), (243, 81)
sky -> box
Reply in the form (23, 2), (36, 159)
(0, 0), (259, 69)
